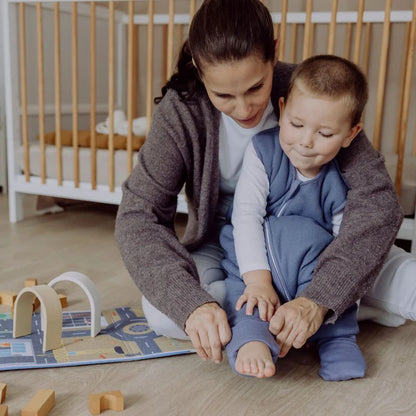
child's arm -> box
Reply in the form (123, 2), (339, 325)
(236, 269), (280, 321)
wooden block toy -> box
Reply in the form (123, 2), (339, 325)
(13, 286), (63, 353)
(48, 271), (101, 337)
(58, 293), (68, 308)
(88, 391), (124, 415)
(21, 389), (55, 416)
(24, 279), (38, 287)
(0, 383), (6, 403)
(0, 404), (7, 416)
(0, 291), (17, 308)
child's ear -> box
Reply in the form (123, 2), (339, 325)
(278, 97), (285, 124)
(342, 122), (363, 148)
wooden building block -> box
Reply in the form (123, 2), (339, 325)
(58, 293), (68, 308)
(0, 404), (8, 416)
(24, 279), (38, 287)
(21, 389), (55, 416)
(88, 390), (124, 415)
(0, 383), (6, 403)
(0, 292), (17, 308)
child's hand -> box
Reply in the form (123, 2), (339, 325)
(236, 282), (280, 321)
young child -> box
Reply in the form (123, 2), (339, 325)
(220, 54), (368, 380)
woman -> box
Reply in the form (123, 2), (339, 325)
(115, 0), (407, 367)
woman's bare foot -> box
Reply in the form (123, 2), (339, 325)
(235, 341), (276, 378)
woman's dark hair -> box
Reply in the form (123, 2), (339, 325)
(154, 0), (275, 103)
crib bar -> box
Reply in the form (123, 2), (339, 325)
(19, 2), (30, 182)
(278, 0), (287, 61)
(353, 0), (365, 65)
(309, 23), (315, 56)
(394, 22), (411, 154)
(36, 2), (46, 183)
(162, 25), (167, 84)
(54, 3), (62, 185)
(290, 23), (297, 63)
(395, 0), (416, 194)
(362, 22), (371, 76)
(146, 0), (154, 135)
(167, 0), (175, 80)
(327, 0), (338, 54)
(372, 0), (392, 151)
(90, 2), (97, 189)
(108, 1), (115, 192)
(127, 0), (134, 175)
(72, 2), (79, 187)
(132, 24), (139, 118)
(189, 0), (196, 19)
(344, 22), (353, 60)
(303, 0), (313, 59)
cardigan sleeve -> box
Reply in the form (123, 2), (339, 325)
(299, 131), (403, 321)
(115, 90), (217, 330)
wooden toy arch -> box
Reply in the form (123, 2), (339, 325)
(48, 271), (101, 337)
(13, 285), (63, 353)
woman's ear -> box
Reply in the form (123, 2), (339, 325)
(342, 122), (363, 148)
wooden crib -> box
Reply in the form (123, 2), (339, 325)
(2, 0), (416, 248)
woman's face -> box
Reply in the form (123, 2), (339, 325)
(200, 54), (275, 129)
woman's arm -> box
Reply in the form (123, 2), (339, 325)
(301, 131), (403, 320)
(115, 91), (216, 330)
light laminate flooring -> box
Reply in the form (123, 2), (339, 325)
(1, 194), (416, 416)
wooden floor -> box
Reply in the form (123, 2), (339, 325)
(1, 193), (416, 415)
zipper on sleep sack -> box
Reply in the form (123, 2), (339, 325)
(264, 217), (291, 302)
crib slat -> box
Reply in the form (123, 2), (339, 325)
(108, 1), (115, 192)
(19, 2), (29, 182)
(146, 0), (154, 136)
(72, 2), (79, 187)
(303, 0), (313, 59)
(362, 22), (372, 77)
(54, 3), (62, 186)
(278, 0), (288, 61)
(327, 0), (338, 54)
(90, 1), (97, 190)
(394, 22), (411, 154)
(290, 23), (298, 63)
(353, 0), (365, 65)
(167, 0), (175, 80)
(127, 0), (134, 175)
(395, 0), (416, 194)
(36, 2), (46, 183)
(344, 22), (353, 60)
(373, 0), (392, 151)
(189, 0), (196, 19)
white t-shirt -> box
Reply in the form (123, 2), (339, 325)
(217, 99), (278, 219)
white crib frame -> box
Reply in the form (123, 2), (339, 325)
(2, 0), (190, 222)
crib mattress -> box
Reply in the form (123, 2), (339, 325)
(19, 143), (139, 189)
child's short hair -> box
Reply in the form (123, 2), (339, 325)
(287, 55), (368, 126)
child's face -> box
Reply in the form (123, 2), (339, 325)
(200, 54), (275, 129)
(278, 86), (362, 178)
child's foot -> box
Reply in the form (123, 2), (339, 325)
(318, 336), (366, 381)
(235, 341), (276, 378)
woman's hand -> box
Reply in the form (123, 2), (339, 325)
(269, 297), (328, 357)
(185, 302), (231, 363)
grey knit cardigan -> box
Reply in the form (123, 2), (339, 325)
(115, 62), (403, 329)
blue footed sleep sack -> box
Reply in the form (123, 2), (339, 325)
(220, 127), (366, 381)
